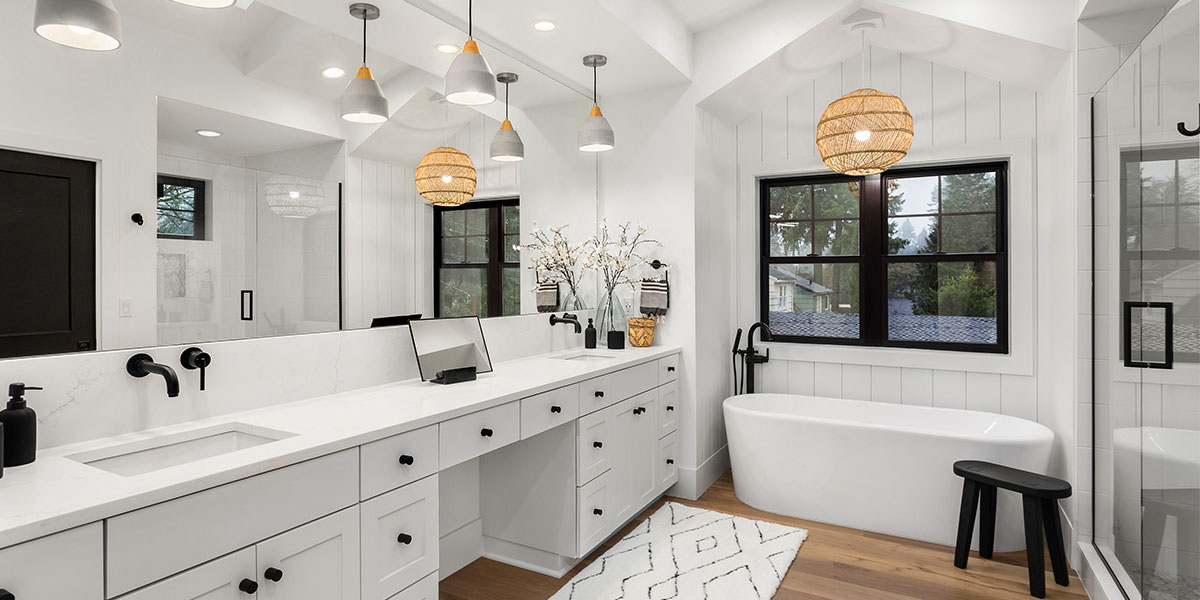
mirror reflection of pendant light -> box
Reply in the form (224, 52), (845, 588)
(490, 72), (524, 162)
(34, 0), (122, 51)
(264, 176), (323, 219)
(415, 147), (477, 207)
(341, 3), (389, 124)
(816, 21), (912, 175)
(444, 0), (496, 106)
(578, 55), (614, 152)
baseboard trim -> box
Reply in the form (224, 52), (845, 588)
(669, 445), (729, 501)
(439, 517), (483, 580)
(1077, 542), (1127, 600)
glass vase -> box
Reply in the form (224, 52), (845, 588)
(559, 287), (587, 311)
(595, 290), (627, 347)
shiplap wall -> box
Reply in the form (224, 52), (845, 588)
(343, 114), (521, 329)
(736, 49), (1041, 424)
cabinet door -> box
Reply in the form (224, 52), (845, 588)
(361, 475), (439, 600)
(576, 470), (613, 557)
(0, 523), (103, 600)
(116, 547), (256, 600)
(576, 405), (614, 486)
(256, 507), (360, 600)
(629, 390), (660, 510)
(657, 431), (679, 494)
(608, 398), (637, 525)
(658, 380), (679, 437)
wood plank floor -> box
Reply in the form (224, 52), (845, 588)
(439, 471), (1090, 600)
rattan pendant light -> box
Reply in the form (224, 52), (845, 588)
(415, 147), (476, 207)
(816, 24), (913, 176)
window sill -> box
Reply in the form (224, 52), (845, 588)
(758, 339), (1032, 376)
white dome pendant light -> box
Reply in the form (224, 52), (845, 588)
(340, 3), (390, 124)
(578, 54), (614, 152)
(490, 72), (524, 162)
(444, 0), (497, 106)
(34, 0), (122, 51)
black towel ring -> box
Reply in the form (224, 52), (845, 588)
(649, 259), (670, 282)
(1177, 103), (1200, 137)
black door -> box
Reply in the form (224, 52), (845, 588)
(0, 148), (96, 358)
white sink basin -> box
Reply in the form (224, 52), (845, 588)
(552, 351), (618, 362)
(66, 423), (296, 477)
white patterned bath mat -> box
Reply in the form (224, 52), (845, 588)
(550, 502), (807, 600)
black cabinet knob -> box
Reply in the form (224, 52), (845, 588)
(593, 441), (603, 448)
(0, 589), (13, 600)
(667, 366), (676, 372)
(239, 579), (259, 594)
(593, 508), (603, 516)
(397, 533), (413, 545)
(398, 454), (415, 465)
(666, 459), (674, 465)
(634, 407), (646, 415)
(666, 405), (674, 411)
(264, 567), (283, 582)
(550, 405), (562, 414)
(594, 390), (604, 398)
(480, 428), (493, 437)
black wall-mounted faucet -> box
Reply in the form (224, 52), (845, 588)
(126, 353), (180, 398)
(550, 312), (582, 334)
(180, 347), (212, 391)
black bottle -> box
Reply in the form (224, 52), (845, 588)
(585, 319), (597, 349)
(0, 383), (42, 467)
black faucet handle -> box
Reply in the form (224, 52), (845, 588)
(181, 347), (212, 392)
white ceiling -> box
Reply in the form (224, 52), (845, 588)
(1079, 0), (1178, 20)
(352, 89), (481, 166)
(157, 97), (341, 158)
(661, 0), (770, 33)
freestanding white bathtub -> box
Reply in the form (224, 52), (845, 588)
(724, 393), (1054, 551)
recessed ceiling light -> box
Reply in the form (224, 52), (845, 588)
(322, 66), (346, 79)
(195, 129), (222, 137)
(532, 20), (556, 32)
(436, 43), (459, 54)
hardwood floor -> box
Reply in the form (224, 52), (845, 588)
(439, 471), (1090, 600)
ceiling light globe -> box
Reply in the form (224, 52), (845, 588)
(34, 0), (122, 51)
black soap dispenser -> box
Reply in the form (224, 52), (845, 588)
(585, 319), (597, 349)
(1, 383), (42, 467)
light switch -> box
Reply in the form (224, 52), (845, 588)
(119, 297), (133, 317)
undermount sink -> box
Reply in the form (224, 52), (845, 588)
(552, 351), (618, 362)
(66, 423), (296, 477)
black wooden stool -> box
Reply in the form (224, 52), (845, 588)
(953, 460), (1072, 598)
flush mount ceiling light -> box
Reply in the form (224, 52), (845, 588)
(322, 66), (346, 79)
(264, 176), (323, 218)
(436, 43), (460, 54)
(490, 73), (525, 162)
(578, 54), (614, 152)
(195, 129), (222, 137)
(816, 18), (912, 176)
(168, 0), (235, 8)
(33, 0), (122, 51)
(416, 147), (477, 206)
(444, 0), (496, 106)
(340, 3), (389, 124)
(532, 19), (556, 32)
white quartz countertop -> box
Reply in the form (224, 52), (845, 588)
(0, 345), (680, 549)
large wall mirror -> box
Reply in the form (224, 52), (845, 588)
(0, 0), (598, 359)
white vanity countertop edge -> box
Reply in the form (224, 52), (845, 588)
(0, 345), (681, 549)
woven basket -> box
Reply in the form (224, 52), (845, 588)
(627, 318), (656, 348)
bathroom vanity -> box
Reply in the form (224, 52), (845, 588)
(0, 347), (680, 600)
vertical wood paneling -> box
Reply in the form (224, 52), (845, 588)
(932, 370), (967, 409)
(813, 69), (843, 139)
(761, 97), (789, 161)
(760, 360), (788, 393)
(870, 366), (902, 403)
(870, 48), (902, 96)
(901, 368), (934, 406)
(787, 360), (815, 395)
(787, 82), (815, 159)
(931, 64), (966, 145)
(1000, 85), (1037, 140)
(965, 74), (1001, 143)
(900, 55), (933, 150)
(813, 362), (843, 398)
(376, 163), (392, 314)
(736, 117), (762, 164)
(345, 158), (363, 328)
(360, 159), (379, 326)
(965, 372), (1002, 413)
(842, 364), (872, 401)
(1001, 374), (1037, 420)
(841, 54), (863, 92)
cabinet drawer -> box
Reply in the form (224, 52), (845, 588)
(578, 361), (659, 415)
(521, 384), (579, 439)
(576, 470), (613, 558)
(115, 546), (255, 600)
(0, 523), (103, 600)
(439, 402), (520, 469)
(576, 405), (614, 486)
(106, 449), (358, 597)
(657, 431), (679, 494)
(386, 571), (437, 600)
(361, 475), (439, 600)
(658, 380), (679, 438)
(658, 354), (679, 384)
(361, 424), (439, 500)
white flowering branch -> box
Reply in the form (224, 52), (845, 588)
(583, 220), (662, 300)
(517, 224), (586, 299)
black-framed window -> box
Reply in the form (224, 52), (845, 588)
(760, 162), (1008, 353)
(157, 175), (206, 240)
(434, 198), (520, 318)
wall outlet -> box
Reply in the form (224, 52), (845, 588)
(119, 297), (133, 317)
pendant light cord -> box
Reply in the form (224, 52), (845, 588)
(362, 16), (367, 65)
(468, 0), (473, 38)
(505, 82), (510, 120)
(860, 29), (866, 88)
(593, 65), (598, 105)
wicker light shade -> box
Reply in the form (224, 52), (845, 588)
(415, 146), (477, 207)
(816, 88), (914, 176)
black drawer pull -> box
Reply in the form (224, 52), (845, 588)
(481, 428), (494, 437)
(397, 533), (413, 545)
(594, 390), (605, 398)
(264, 567), (283, 582)
(0, 589), (13, 600)
(551, 405), (562, 413)
(666, 459), (674, 465)
(593, 508), (603, 516)
(398, 454), (415, 465)
(634, 407), (646, 415)
(666, 405), (674, 411)
(593, 441), (603, 448)
(239, 579), (259, 594)
(667, 366), (676, 372)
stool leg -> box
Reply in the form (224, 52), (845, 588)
(954, 480), (980, 569)
(1041, 499), (1069, 587)
(1023, 495), (1046, 598)
(979, 485), (997, 559)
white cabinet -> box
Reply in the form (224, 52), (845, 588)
(439, 402), (520, 469)
(657, 431), (679, 493)
(576, 406), (614, 486)
(578, 362), (659, 416)
(116, 547), (256, 600)
(387, 572), (438, 600)
(658, 355), (679, 384)
(360, 475), (439, 600)
(658, 380), (679, 438)
(521, 384), (579, 439)
(360, 424), (439, 501)
(0, 523), (103, 600)
(629, 391), (660, 511)
(257, 506), (360, 600)
(576, 470), (613, 557)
